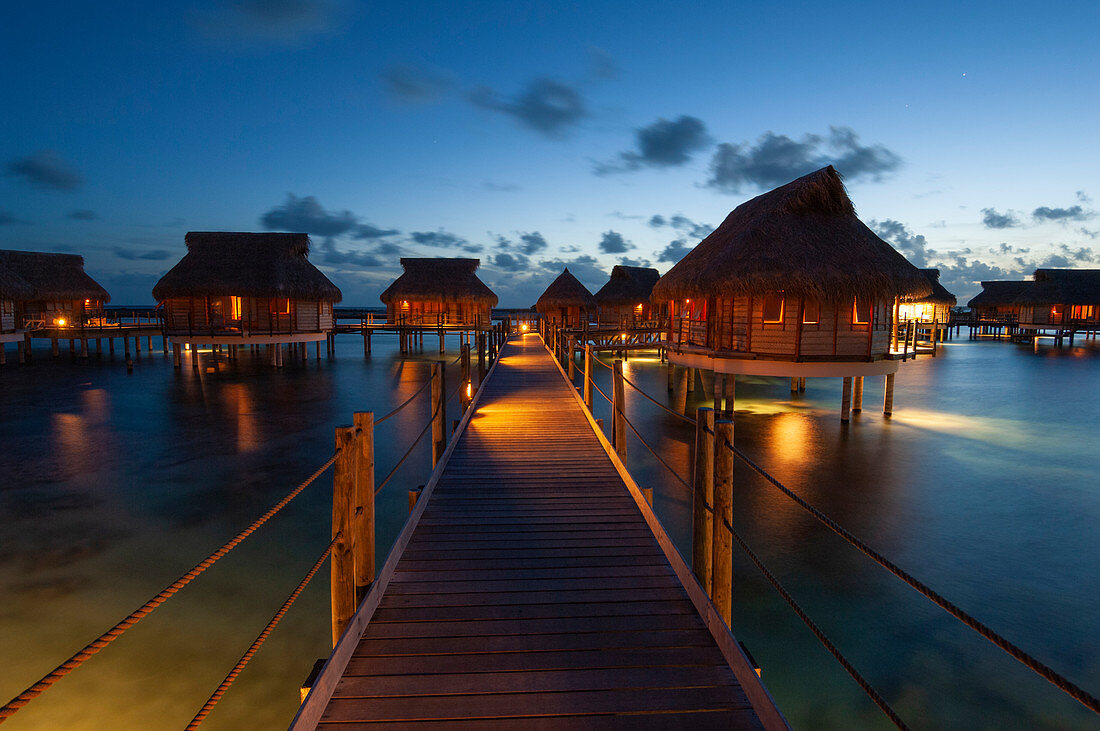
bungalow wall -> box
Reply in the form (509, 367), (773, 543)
(538, 305), (588, 328)
(598, 303), (657, 325)
(1019, 303), (1099, 327)
(670, 295), (892, 361)
(386, 300), (491, 326)
(163, 296), (334, 335)
(898, 301), (951, 324)
(1, 299), (15, 332)
(19, 299), (104, 326)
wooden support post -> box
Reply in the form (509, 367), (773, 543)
(352, 412), (375, 605)
(172, 343), (181, 368)
(431, 362), (446, 468)
(134, 335), (141, 353)
(713, 372), (725, 413)
(408, 487), (422, 513)
(68, 338), (75, 357)
(51, 337), (59, 357)
(125, 336), (134, 370)
(18, 340), (25, 364)
(192, 343), (199, 369)
(439, 327), (445, 353)
(712, 419), (734, 627)
(692, 407), (715, 592)
(612, 359), (627, 463)
(687, 367), (695, 393)
(478, 331), (487, 383)
(108, 336), (115, 356)
(642, 487), (653, 506)
(790, 377), (797, 392)
(667, 362), (674, 392)
(841, 376), (852, 422)
(902, 322), (910, 360)
(853, 376), (864, 412)
(331, 425), (357, 646)
(883, 373), (895, 416)
(672, 365), (689, 415)
(583, 344), (593, 410)
(891, 296), (900, 352)
(798, 377), (806, 392)
(931, 318), (939, 355)
(80, 338), (88, 358)
(0, 344), (5, 365)
(567, 335), (575, 380)
(460, 344), (472, 412)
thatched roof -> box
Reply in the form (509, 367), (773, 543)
(903, 269), (956, 306)
(0, 249), (111, 302)
(536, 268), (596, 311)
(0, 262), (34, 300)
(594, 265), (660, 305)
(1014, 269), (1100, 305)
(379, 258), (497, 306)
(152, 232), (341, 302)
(966, 280), (1032, 308)
(651, 167), (931, 303)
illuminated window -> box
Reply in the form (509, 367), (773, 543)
(802, 300), (820, 324)
(762, 294), (784, 323)
(1071, 305), (1094, 319)
(852, 299), (871, 324)
(230, 296), (242, 320)
(272, 298), (291, 315)
(1051, 305), (1063, 320)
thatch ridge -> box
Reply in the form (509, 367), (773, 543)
(0, 249), (111, 302)
(536, 268), (596, 310)
(966, 280), (1032, 308)
(1014, 268), (1100, 305)
(651, 166), (931, 303)
(379, 258), (498, 306)
(903, 268), (956, 305)
(594, 265), (660, 305)
(152, 232), (342, 302)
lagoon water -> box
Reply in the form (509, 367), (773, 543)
(1, 331), (1098, 729)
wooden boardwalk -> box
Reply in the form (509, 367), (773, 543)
(294, 333), (784, 729)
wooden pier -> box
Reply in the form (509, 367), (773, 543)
(294, 333), (783, 728)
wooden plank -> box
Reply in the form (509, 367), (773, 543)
(319, 711), (760, 730)
(389, 565), (675, 583)
(361, 612), (707, 639)
(351, 628), (718, 655)
(370, 599), (694, 624)
(384, 575), (684, 595)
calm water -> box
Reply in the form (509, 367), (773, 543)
(1, 332), (1098, 729)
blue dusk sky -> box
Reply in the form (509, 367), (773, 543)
(2, 0), (1098, 306)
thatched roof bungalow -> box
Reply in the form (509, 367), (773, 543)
(379, 258), (497, 326)
(536, 268), (596, 327)
(0, 262), (34, 338)
(594, 265), (662, 325)
(153, 233), (341, 362)
(1014, 269), (1100, 327)
(966, 280), (1032, 320)
(0, 250), (110, 329)
(653, 166), (930, 390)
(899, 269), (956, 325)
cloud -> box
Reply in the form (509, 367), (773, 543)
(980, 207), (1019, 229)
(6, 150), (82, 190)
(1056, 244), (1099, 263)
(0, 210), (30, 225)
(620, 257), (652, 268)
(870, 219), (930, 267)
(518, 231), (548, 255)
(649, 213), (711, 239)
(317, 239), (381, 267)
(67, 209), (98, 221)
(194, 0), (345, 45)
(112, 247), (173, 261)
(410, 229), (482, 254)
(470, 78), (587, 138)
(598, 230), (633, 254)
(588, 47), (619, 80)
(353, 222), (400, 239)
(994, 243), (1030, 255)
(538, 255), (606, 285)
(1079, 228), (1099, 240)
(261, 194), (356, 237)
(1077, 191), (1092, 204)
(1032, 205), (1091, 222)
(656, 239), (693, 263)
(492, 252), (530, 271)
(597, 115), (710, 174)
(706, 126), (901, 192)
(380, 63), (453, 104)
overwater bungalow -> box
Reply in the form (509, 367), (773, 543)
(536, 268), (596, 327)
(899, 269), (956, 327)
(0, 262), (34, 357)
(594, 265), (662, 326)
(153, 232), (341, 366)
(379, 258), (497, 326)
(653, 166), (931, 419)
(0, 250), (110, 329)
(1015, 268), (1100, 339)
(966, 280), (1032, 323)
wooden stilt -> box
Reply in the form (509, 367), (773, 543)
(108, 337), (115, 356)
(173, 343), (181, 368)
(18, 340), (25, 364)
(853, 376), (864, 412)
(51, 337), (59, 357)
(798, 377), (806, 392)
(790, 377), (798, 392)
(672, 365), (689, 415)
(841, 377), (852, 422)
(883, 373), (895, 416)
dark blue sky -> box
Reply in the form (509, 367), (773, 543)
(2, 0), (1098, 305)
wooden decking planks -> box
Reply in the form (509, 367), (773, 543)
(301, 334), (775, 729)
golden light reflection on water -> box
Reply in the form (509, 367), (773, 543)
(222, 384), (259, 453)
(768, 412), (814, 466)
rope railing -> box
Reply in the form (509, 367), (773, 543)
(728, 521), (908, 729)
(185, 533), (339, 729)
(375, 381), (460, 496)
(375, 376), (433, 425)
(0, 450), (341, 723)
(618, 411), (692, 492)
(596, 361), (1100, 716)
(619, 371), (697, 425)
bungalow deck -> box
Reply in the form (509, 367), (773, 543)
(293, 333), (783, 729)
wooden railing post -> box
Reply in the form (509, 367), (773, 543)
(567, 335), (575, 380)
(352, 413), (375, 605)
(477, 331), (486, 383)
(712, 419), (734, 627)
(612, 359), (627, 462)
(431, 362), (446, 467)
(692, 407), (715, 592)
(460, 343), (472, 412)
(331, 426), (357, 646)
(583, 343), (593, 410)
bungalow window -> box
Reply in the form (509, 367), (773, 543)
(802, 300), (820, 325)
(272, 298), (291, 315)
(852, 299), (872, 325)
(762, 294), (784, 323)
(1051, 305), (1063, 320)
(1071, 305), (1094, 319)
(230, 296), (242, 320)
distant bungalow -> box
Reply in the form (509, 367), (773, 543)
(0, 261), (34, 357)
(379, 258), (497, 326)
(0, 249), (110, 329)
(536, 268), (595, 327)
(1015, 268), (1100, 331)
(899, 268), (957, 343)
(966, 280), (1032, 321)
(653, 166), (930, 418)
(153, 232), (341, 366)
(594, 265), (661, 326)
